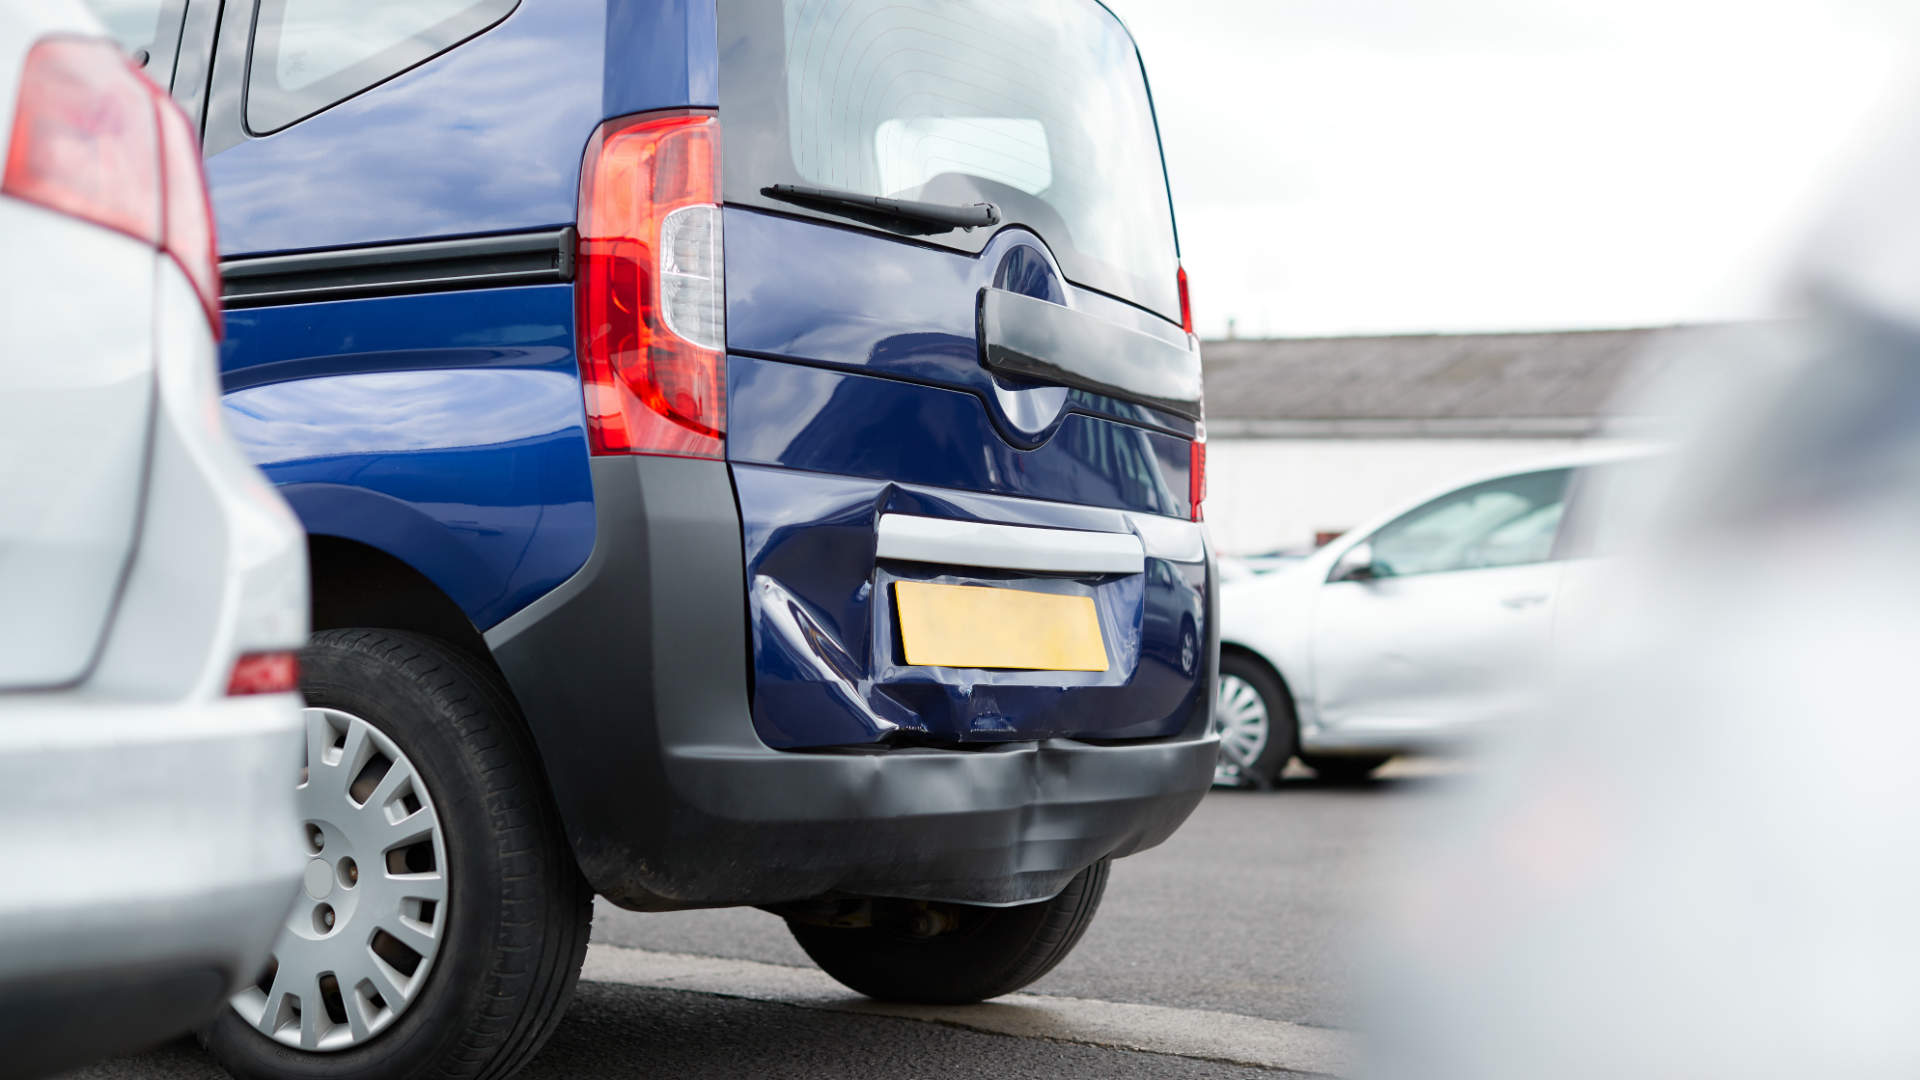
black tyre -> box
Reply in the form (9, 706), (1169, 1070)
(788, 859), (1111, 1004)
(1213, 652), (1298, 788)
(206, 629), (592, 1080)
(1299, 752), (1392, 782)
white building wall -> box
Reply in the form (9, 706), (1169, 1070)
(1205, 436), (1632, 554)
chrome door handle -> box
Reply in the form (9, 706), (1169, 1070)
(1501, 593), (1547, 609)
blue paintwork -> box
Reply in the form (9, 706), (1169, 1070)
(209, 0), (717, 631)
(725, 206), (1206, 749)
(220, 286), (595, 630)
(605, 0), (719, 118)
(207, 0), (1206, 751)
(724, 209), (1198, 441)
(210, 0), (719, 258)
(736, 465), (1205, 749)
(728, 355), (1192, 518)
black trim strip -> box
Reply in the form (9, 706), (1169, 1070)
(978, 287), (1202, 420)
(220, 228), (575, 308)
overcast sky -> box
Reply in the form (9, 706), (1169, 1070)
(1103, 0), (1918, 338)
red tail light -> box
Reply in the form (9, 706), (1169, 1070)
(2, 37), (223, 337)
(227, 651), (300, 695)
(1180, 264), (1203, 519)
(576, 111), (725, 457)
(1177, 264), (1194, 336)
(2, 38), (155, 241)
(154, 92), (222, 334)
(1189, 426), (1206, 522)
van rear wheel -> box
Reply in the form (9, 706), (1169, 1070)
(205, 629), (592, 1080)
(787, 859), (1110, 1004)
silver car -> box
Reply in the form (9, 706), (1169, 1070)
(1213, 448), (1653, 786)
(0, 2), (308, 1074)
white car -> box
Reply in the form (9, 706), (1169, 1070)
(0, 3), (309, 1076)
(1214, 449), (1652, 786)
(1367, 102), (1920, 1080)
(1217, 551), (1307, 584)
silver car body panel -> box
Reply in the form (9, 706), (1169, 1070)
(1219, 447), (1655, 756)
(0, 183), (155, 689)
(0, 1), (309, 1063)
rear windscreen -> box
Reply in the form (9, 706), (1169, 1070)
(719, 0), (1182, 323)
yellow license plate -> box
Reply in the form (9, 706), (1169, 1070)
(893, 581), (1108, 671)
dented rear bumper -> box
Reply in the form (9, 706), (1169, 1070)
(486, 456), (1217, 910)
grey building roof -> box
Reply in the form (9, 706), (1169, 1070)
(1199, 324), (1752, 438)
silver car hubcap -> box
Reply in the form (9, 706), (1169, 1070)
(231, 707), (449, 1051)
(1213, 673), (1270, 782)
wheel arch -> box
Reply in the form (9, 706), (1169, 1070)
(306, 534), (504, 684)
(1219, 641), (1298, 717)
(303, 535), (583, 875)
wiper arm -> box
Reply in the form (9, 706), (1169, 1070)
(762, 183), (1000, 231)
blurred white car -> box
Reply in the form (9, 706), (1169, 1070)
(1366, 100), (1920, 1080)
(0, 3), (308, 1076)
(1213, 449), (1652, 786)
(1216, 550), (1308, 584)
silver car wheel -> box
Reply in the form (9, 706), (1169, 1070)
(230, 707), (450, 1052)
(1213, 673), (1271, 781)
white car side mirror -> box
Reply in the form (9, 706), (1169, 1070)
(1330, 541), (1377, 584)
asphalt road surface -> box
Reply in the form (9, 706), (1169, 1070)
(69, 762), (1456, 1079)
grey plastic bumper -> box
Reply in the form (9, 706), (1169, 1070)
(486, 456), (1218, 910)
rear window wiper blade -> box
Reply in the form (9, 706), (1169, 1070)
(762, 183), (1000, 232)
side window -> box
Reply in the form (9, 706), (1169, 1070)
(1473, 500), (1564, 567)
(246, 0), (518, 134)
(1367, 469), (1572, 578)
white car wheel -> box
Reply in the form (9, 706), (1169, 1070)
(1213, 673), (1270, 785)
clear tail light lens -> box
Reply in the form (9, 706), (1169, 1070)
(2, 36), (223, 337)
(576, 111), (725, 457)
(659, 204), (725, 349)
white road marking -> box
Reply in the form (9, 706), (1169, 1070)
(582, 944), (1351, 1075)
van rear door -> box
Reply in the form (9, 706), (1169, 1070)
(716, 0), (1209, 749)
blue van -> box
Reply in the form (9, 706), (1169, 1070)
(159, 0), (1215, 1075)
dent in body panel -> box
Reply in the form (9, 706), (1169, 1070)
(219, 286), (594, 630)
(736, 466), (1205, 750)
(751, 575), (911, 744)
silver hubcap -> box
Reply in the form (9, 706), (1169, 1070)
(1213, 673), (1270, 782)
(231, 707), (449, 1051)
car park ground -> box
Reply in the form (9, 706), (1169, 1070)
(69, 761), (1457, 1079)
